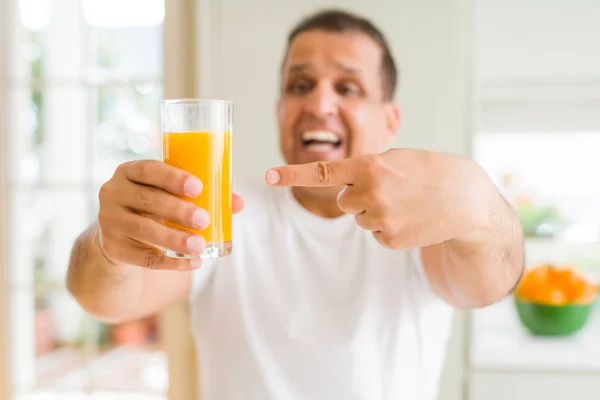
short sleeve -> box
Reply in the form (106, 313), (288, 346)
(407, 247), (437, 296)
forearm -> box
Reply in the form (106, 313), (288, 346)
(443, 196), (524, 308)
(66, 223), (145, 323)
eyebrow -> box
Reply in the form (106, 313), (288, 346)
(289, 63), (309, 73)
(288, 62), (362, 75)
(336, 62), (362, 75)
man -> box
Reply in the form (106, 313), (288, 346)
(67, 9), (524, 400)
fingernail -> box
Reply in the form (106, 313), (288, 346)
(184, 178), (203, 197)
(193, 208), (210, 229)
(187, 235), (206, 254)
(265, 169), (280, 185)
(189, 259), (203, 269)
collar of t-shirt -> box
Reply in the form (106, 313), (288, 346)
(280, 187), (356, 236)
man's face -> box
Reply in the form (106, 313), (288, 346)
(277, 30), (400, 166)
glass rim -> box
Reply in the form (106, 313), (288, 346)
(161, 98), (234, 106)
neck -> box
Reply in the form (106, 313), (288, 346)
(292, 186), (345, 218)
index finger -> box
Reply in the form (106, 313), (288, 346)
(124, 160), (203, 198)
(265, 159), (357, 187)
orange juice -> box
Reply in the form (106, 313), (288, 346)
(162, 131), (232, 245)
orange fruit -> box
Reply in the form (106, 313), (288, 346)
(515, 264), (597, 306)
(529, 285), (568, 306)
(515, 265), (550, 301)
(567, 279), (598, 304)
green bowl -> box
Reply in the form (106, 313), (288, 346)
(514, 297), (595, 336)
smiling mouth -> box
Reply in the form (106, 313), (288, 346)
(301, 130), (343, 152)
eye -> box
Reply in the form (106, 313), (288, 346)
(286, 79), (313, 95)
(336, 81), (362, 96)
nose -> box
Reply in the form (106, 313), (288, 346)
(302, 82), (338, 117)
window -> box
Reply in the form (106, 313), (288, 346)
(475, 132), (600, 241)
(473, 97), (600, 266)
(4, 0), (168, 398)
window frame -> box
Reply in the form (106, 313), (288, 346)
(159, 2), (200, 399)
(1, 0), (12, 397)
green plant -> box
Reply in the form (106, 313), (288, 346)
(516, 202), (561, 237)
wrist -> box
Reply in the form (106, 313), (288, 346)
(91, 226), (132, 275)
(95, 227), (117, 266)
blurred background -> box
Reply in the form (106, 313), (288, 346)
(0, 0), (599, 399)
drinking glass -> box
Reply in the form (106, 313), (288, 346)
(161, 99), (233, 259)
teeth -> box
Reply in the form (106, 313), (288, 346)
(306, 143), (335, 152)
(302, 130), (340, 143)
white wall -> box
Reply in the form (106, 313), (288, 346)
(476, 0), (600, 84)
(474, 0), (600, 133)
(195, 1), (475, 399)
(196, 0), (475, 181)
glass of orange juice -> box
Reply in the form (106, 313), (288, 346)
(161, 99), (233, 259)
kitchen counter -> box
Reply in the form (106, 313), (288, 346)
(469, 298), (600, 372)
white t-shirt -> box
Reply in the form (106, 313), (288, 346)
(189, 180), (454, 400)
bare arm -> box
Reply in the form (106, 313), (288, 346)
(421, 193), (525, 309)
(66, 222), (191, 324)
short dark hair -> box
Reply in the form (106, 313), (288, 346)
(281, 9), (398, 101)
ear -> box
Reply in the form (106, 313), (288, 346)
(276, 98), (284, 123)
(275, 98), (281, 130)
(383, 103), (401, 145)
